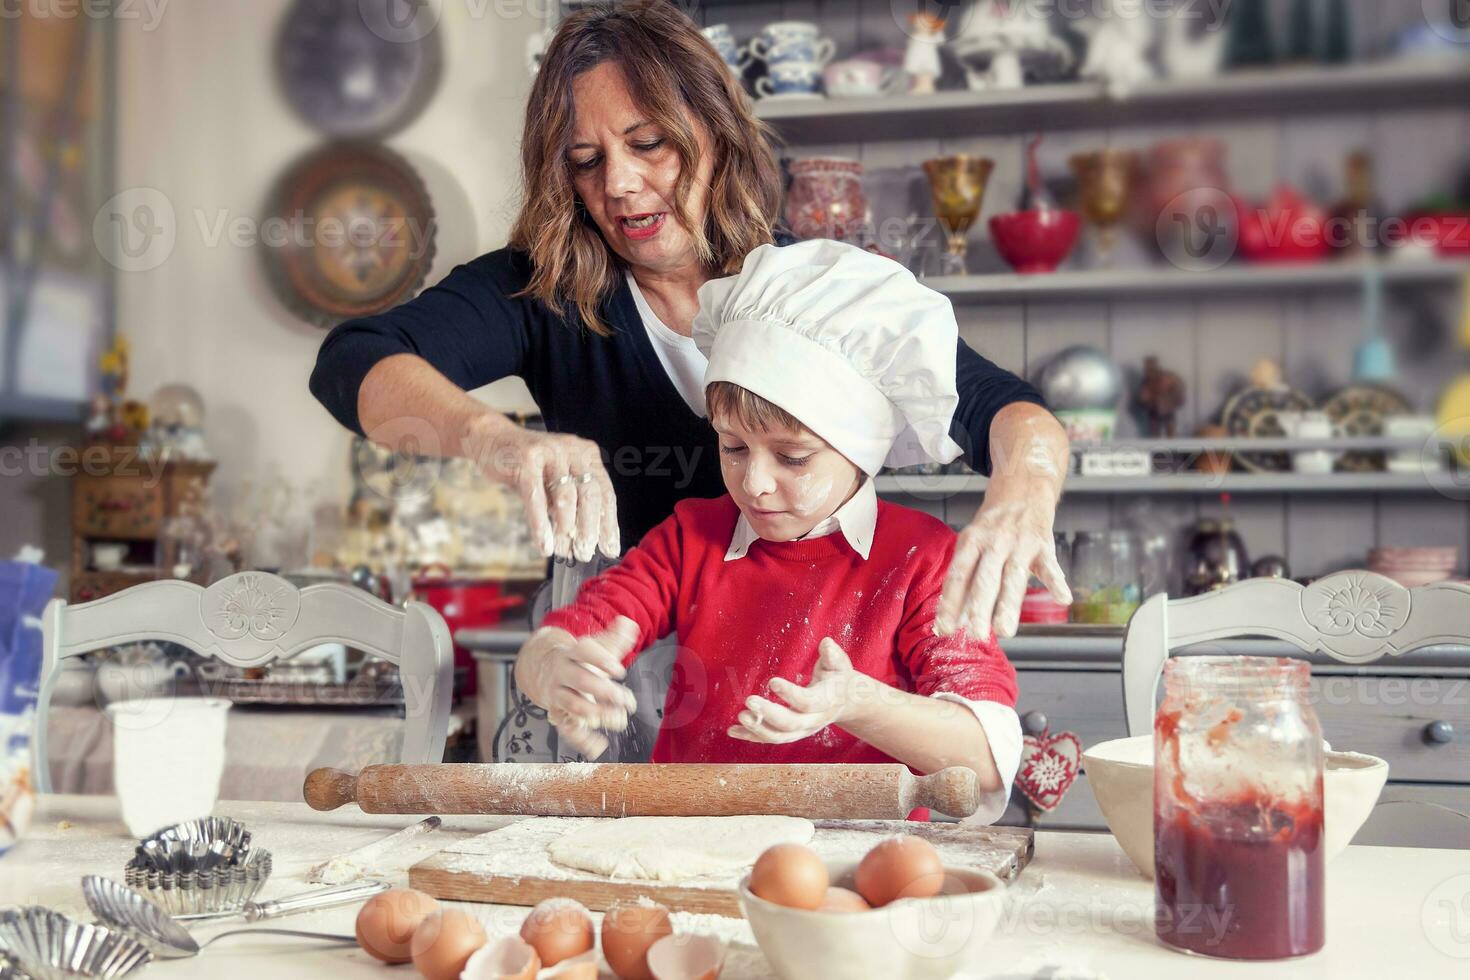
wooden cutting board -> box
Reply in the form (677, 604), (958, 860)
(409, 818), (1033, 916)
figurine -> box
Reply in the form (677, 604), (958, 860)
(85, 394), (113, 443)
(1160, 0), (1228, 80)
(1075, 1), (1155, 98)
(903, 12), (945, 95)
(948, 0), (1072, 91)
(1136, 356), (1186, 437)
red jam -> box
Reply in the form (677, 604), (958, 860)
(1154, 796), (1325, 959)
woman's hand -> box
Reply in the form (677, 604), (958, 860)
(937, 403), (1071, 639)
(514, 619), (640, 759)
(728, 639), (862, 745)
(468, 416), (621, 562)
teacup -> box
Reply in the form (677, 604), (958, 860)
(701, 23), (743, 73)
(746, 20), (835, 66)
(755, 60), (823, 98)
(1279, 410), (1338, 473)
(823, 59), (901, 97)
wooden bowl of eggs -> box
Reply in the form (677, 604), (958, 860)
(737, 838), (1006, 980)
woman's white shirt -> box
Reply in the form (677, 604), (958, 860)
(627, 272), (708, 416)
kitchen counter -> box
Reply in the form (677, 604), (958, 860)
(4, 795), (1467, 977)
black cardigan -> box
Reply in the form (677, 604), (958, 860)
(310, 246), (1046, 546)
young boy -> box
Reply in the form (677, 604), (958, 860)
(513, 241), (1022, 822)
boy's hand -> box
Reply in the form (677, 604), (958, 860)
(515, 619), (640, 757)
(728, 638), (867, 745)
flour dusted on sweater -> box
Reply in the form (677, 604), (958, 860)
(540, 495), (1019, 770)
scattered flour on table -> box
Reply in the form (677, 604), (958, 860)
(434, 819), (1025, 892)
(548, 816), (815, 881)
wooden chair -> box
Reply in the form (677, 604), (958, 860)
(35, 571), (453, 793)
(1122, 569), (1470, 736)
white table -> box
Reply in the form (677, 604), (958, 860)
(4, 796), (1468, 978)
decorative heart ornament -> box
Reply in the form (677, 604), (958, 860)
(1017, 730), (1082, 812)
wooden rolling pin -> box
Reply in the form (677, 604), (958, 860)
(305, 763), (979, 819)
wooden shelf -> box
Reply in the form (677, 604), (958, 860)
(757, 59), (1470, 144)
(927, 258), (1470, 303)
(876, 471), (1470, 496)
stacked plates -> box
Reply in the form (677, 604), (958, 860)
(1368, 547), (1459, 588)
(123, 817), (271, 917)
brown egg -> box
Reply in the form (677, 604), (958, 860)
(461, 936), (540, 980)
(519, 898), (595, 968)
(410, 909), (487, 980)
(748, 843), (828, 910)
(354, 888), (440, 964)
(601, 901), (674, 980)
(855, 835), (945, 907)
(647, 934), (726, 980)
(818, 886), (872, 913)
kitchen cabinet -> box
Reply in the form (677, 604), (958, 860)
(1003, 638), (1470, 848)
(68, 449), (214, 602)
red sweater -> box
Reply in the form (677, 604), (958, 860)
(541, 495), (1017, 767)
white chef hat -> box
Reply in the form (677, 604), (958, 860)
(693, 240), (963, 476)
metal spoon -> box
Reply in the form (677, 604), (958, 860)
(83, 876), (384, 958)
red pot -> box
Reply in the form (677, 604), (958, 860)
(1235, 186), (1331, 264)
(989, 209), (1082, 274)
(412, 563), (527, 696)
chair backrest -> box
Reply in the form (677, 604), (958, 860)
(1122, 569), (1470, 736)
(35, 570), (453, 793)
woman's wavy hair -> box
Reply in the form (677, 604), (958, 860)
(509, 0), (783, 336)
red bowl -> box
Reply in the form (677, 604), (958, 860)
(989, 209), (1082, 274)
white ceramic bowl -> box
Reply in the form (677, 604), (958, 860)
(1083, 734), (1389, 877)
(738, 860), (1005, 980)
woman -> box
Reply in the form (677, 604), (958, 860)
(309, 1), (1069, 663)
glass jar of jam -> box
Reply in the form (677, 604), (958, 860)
(1154, 656), (1324, 960)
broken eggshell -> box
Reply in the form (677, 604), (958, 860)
(647, 933), (726, 980)
(459, 935), (539, 980)
(536, 948), (598, 979)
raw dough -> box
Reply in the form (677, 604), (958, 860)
(547, 816), (815, 882)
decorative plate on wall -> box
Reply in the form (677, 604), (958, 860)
(261, 142), (437, 328)
(1221, 385), (1314, 473)
(1321, 384), (1412, 473)
(274, 0), (442, 139)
